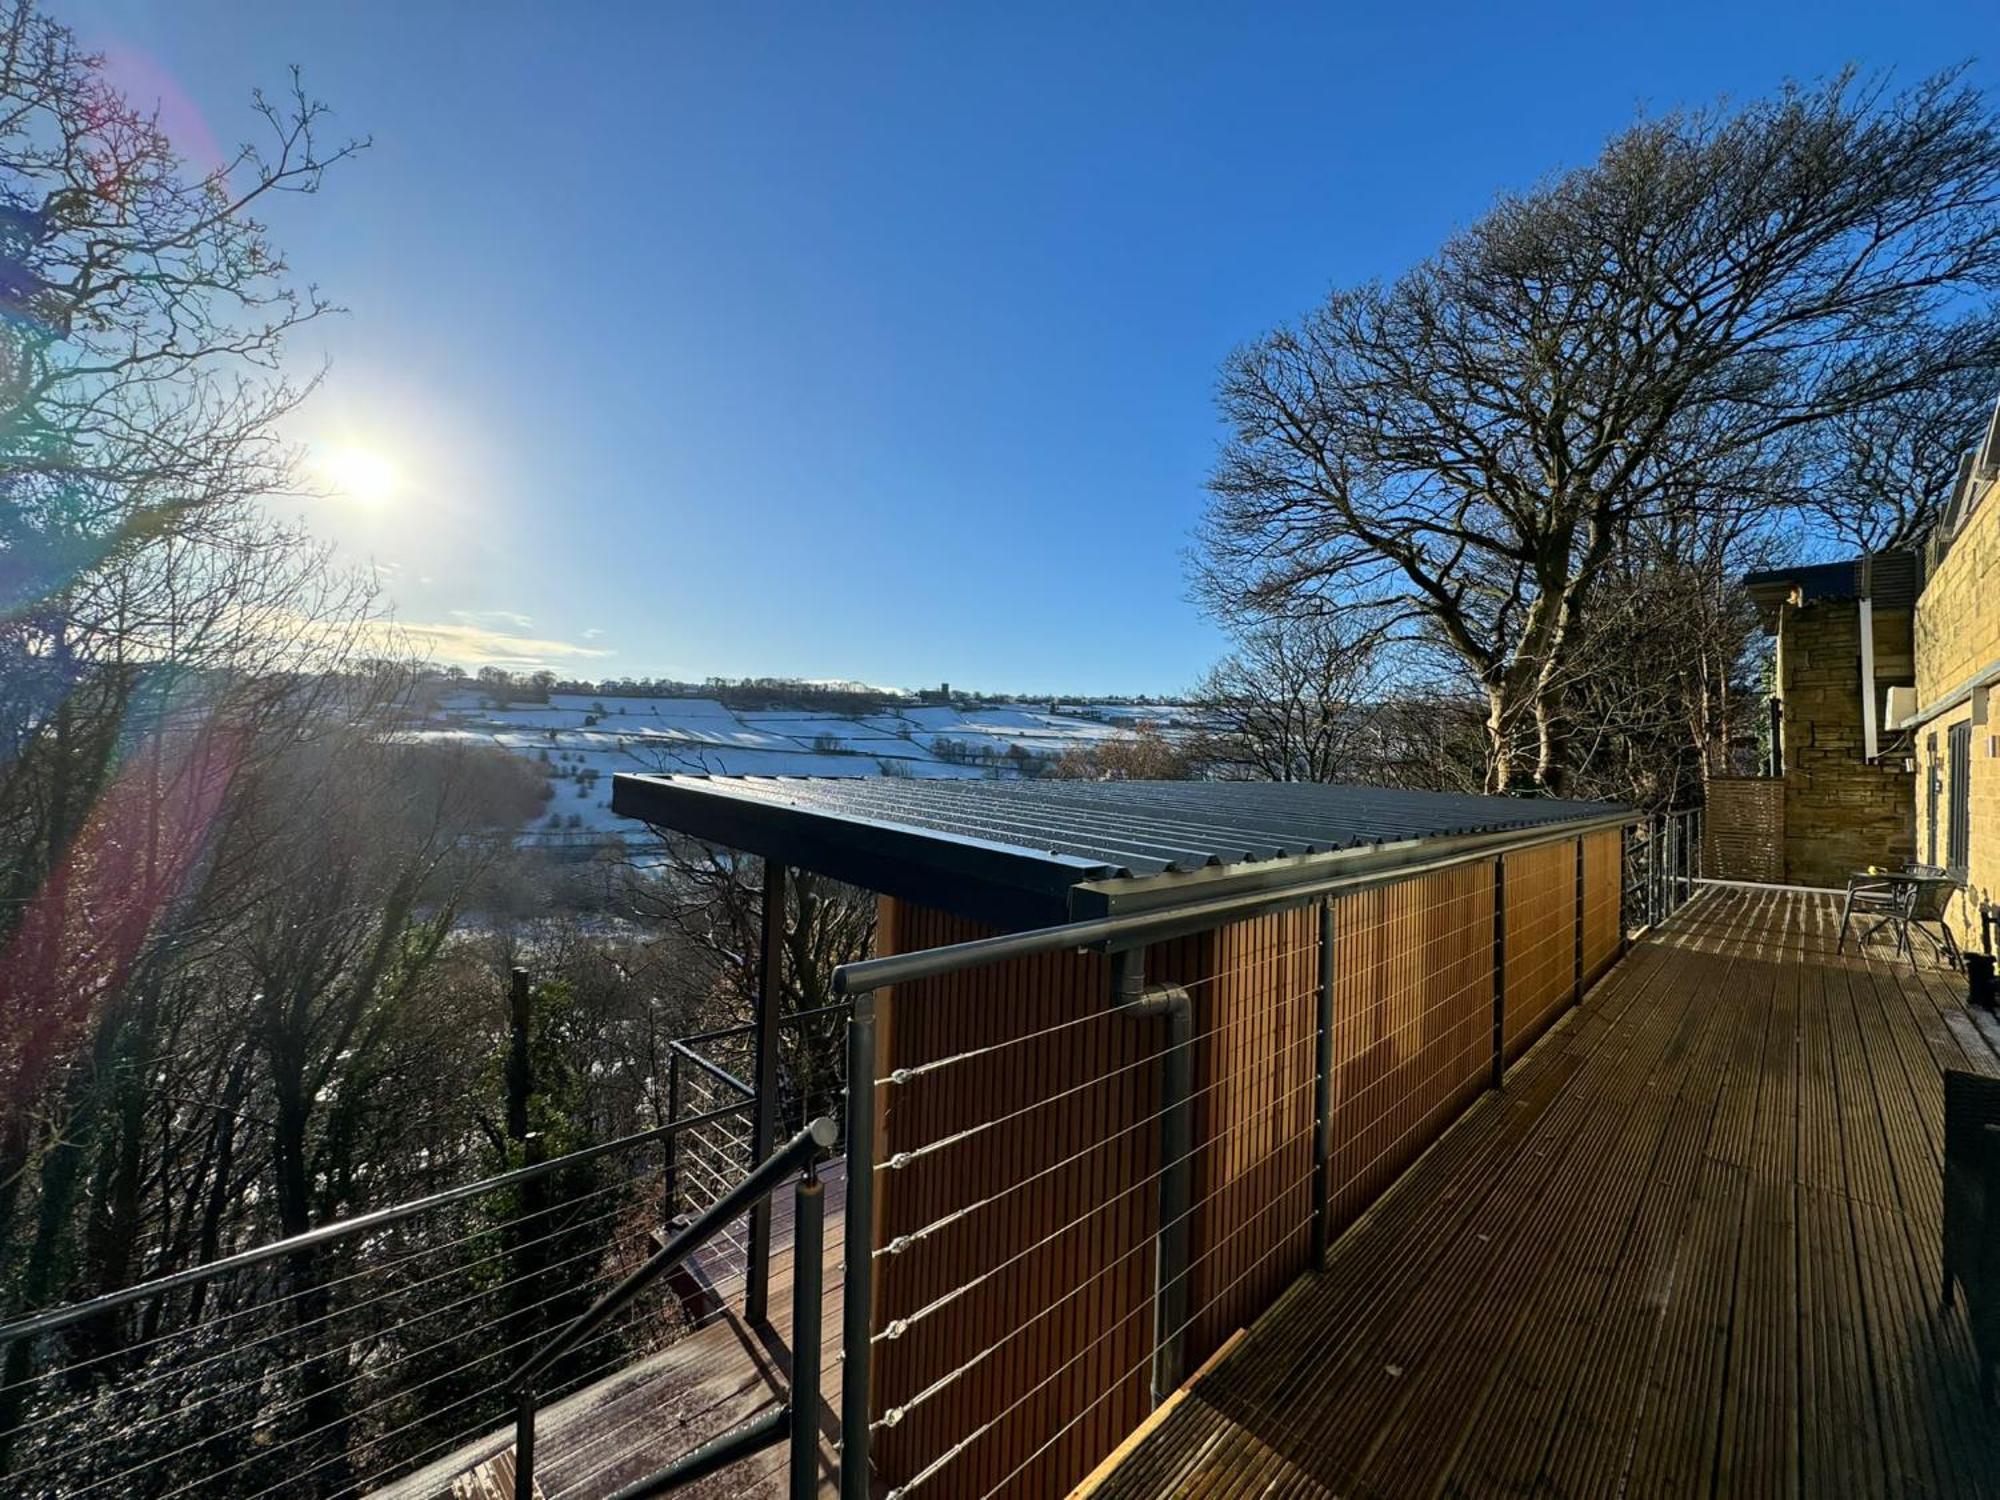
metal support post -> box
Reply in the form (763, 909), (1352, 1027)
(747, 860), (787, 1326)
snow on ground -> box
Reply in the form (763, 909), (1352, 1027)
(421, 690), (1194, 847)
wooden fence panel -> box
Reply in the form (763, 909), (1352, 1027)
(871, 902), (1188, 1498)
(1703, 778), (1784, 883)
(1583, 829), (1623, 983)
(867, 831), (1625, 1495)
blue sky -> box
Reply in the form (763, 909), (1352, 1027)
(83, 1), (1995, 693)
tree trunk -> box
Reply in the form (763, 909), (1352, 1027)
(271, 1049), (352, 1496)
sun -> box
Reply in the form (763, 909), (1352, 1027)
(316, 442), (404, 507)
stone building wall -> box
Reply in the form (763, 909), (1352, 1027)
(1911, 474), (2000, 952)
(1776, 599), (1915, 888)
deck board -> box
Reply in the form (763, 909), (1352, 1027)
(1092, 887), (2000, 1499)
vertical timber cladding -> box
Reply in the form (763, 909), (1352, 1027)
(866, 832), (1624, 1493)
(870, 899), (1192, 1498)
(1325, 861), (1496, 1236)
(869, 900), (1324, 1497)
(1502, 839), (1580, 1060)
(1580, 829), (1623, 984)
(1181, 906), (1319, 1366)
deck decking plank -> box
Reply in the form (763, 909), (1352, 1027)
(1091, 887), (2000, 1500)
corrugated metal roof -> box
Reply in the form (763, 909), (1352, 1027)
(1743, 549), (1920, 621)
(610, 773), (1627, 927)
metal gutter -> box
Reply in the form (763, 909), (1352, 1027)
(1891, 655), (2000, 733)
(1860, 595), (1880, 760)
(1064, 808), (1633, 919)
(1112, 956), (1193, 1407)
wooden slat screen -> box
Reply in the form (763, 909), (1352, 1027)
(1182, 906), (1319, 1366)
(1701, 778), (1785, 883)
(1324, 861), (1496, 1236)
(869, 902), (1198, 1499)
(1502, 839), (1578, 1060)
(1582, 829), (1623, 984)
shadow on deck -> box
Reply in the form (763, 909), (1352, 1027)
(1085, 886), (2000, 1499)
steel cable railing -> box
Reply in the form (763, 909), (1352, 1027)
(509, 1116), (838, 1500)
(0, 1079), (767, 1498)
(834, 823), (1637, 1500)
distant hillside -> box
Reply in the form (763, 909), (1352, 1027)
(409, 688), (1205, 845)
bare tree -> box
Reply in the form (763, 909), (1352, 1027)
(1807, 369), (2000, 551)
(1190, 614), (1393, 782)
(1047, 722), (1195, 781)
(1197, 68), (2000, 793)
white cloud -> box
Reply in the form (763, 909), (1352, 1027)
(449, 608), (535, 629)
(397, 619), (614, 668)
(581, 627), (605, 640)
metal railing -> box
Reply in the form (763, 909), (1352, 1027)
(0, 1105), (749, 1499)
(829, 814), (1639, 1500)
(4, 813), (1665, 1500)
(510, 1117), (837, 1500)
(663, 1001), (850, 1315)
(0, 996), (849, 1500)
(1626, 807), (1704, 932)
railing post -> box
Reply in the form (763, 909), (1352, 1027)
(1310, 899), (1336, 1265)
(747, 860), (788, 1326)
(664, 1049), (681, 1223)
(839, 993), (876, 1500)
(1645, 817), (1658, 927)
(1572, 834), (1586, 1003)
(1619, 824), (1632, 955)
(513, 1387), (536, 1500)
(1491, 854), (1508, 1088)
(789, 1171), (825, 1499)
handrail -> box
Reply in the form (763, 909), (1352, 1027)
(511, 1116), (837, 1500)
(785, 997), (854, 1024)
(834, 810), (1640, 996)
(668, 1038), (756, 1100)
(515, 1117), (836, 1388)
(0, 1099), (754, 1346)
(679, 1020), (757, 1045)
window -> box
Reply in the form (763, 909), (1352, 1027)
(1947, 720), (1972, 878)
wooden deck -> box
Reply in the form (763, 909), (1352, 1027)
(1087, 886), (2000, 1499)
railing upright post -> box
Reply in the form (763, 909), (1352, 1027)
(1310, 899), (1337, 1265)
(789, 1171), (825, 1499)
(665, 1049), (682, 1222)
(1491, 855), (1508, 1088)
(747, 860), (788, 1326)
(1646, 818), (1658, 927)
(839, 994), (876, 1500)
(1619, 825), (1632, 956)
(1573, 835), (1586, 1003)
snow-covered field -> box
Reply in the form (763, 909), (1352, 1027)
(409, 691), (1198, 845)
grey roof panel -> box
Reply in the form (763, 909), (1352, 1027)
(610, 773), (1626, 927)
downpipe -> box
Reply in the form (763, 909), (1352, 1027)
(1113, 951), (1193, 1407)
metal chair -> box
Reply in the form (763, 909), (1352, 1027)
(1837, 866), (1962, 970)
(1906, 875), (1965, 969)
